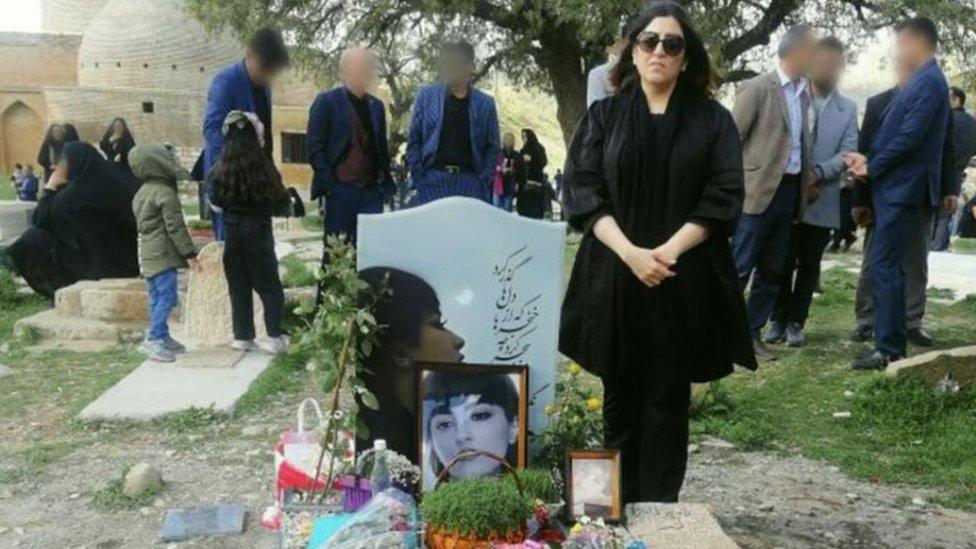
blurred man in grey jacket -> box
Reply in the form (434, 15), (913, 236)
(767, 37), (858, 347)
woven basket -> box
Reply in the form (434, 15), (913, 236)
(424, 450), (528, 549)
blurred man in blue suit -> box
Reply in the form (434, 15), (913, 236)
(407, 41), (500, 206)
(845, 17), (951, 370)
(203, 28), (289, 240)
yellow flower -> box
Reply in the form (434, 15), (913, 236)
(586, 397), (602, 412)
(567, 363), (582, 376)
(545, 405), (555, 416)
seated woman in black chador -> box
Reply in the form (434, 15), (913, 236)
(2, 142), (139, 299)
(560, 1), (757, 505)
(357, 267), (465, 460)
(99, 117), (137, 170)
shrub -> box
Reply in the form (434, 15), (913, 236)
(508, 468), (562, 503)
(536, 363), (603, 469)
(421, 477), (535, 538)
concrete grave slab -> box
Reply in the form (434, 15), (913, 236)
(79, 351), (273, 421)
(626, 502), (739, 549)
(0, 201), (35, 244)
(886, 345), (976, 388)
(171, 348), (244, 369)
(925, 252), (976, 301)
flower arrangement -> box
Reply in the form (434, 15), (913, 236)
(291, 235), (389, 501)
(536, 362), (605, 469)
(386, 450), (421, 489)
(564, 516), (645, 549)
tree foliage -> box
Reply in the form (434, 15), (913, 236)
(187, 0), (976, 145)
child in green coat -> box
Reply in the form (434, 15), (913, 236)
(130, 144), (199, 362)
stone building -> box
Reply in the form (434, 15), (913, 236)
(0, 0), (317, 187)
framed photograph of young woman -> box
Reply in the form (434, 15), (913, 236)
(566, 449), (622, 523)
(416, 362), (528, 494)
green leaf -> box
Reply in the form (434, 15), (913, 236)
(321, 369), (339, 393)
(360, 390), (380, 410)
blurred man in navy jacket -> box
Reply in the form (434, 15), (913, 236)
(307, 47), (392, 246)
(845, 17), (951, 370)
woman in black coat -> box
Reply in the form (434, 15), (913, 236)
(517, 128), (549, 218)
(560, 1), (756, 504)
(99, 117), (136, 170)
(3, 142), (139, 299)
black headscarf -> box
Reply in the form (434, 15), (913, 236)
(99, 117), (136, 168)
(35, 142), (139, 280)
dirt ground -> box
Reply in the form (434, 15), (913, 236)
(1, 388), (975, 549)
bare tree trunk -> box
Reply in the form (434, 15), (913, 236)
(536, 24), (590, 147)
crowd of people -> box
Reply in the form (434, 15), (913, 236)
(0, 0), (974, 512)
(567, 3), (976, 508)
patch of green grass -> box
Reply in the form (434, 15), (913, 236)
(281, 255), (317, 289)
(182, 200), (201, 218)
(154, 407), (230, 432)
(927, 287), (956, 300)
(950, 238), (976, 255)
(92, 471), (163, 510)
(235, 349), (314, 417)
(0, 175), (15, 201)
(301, 214), (325, 233)
(0, 441), (74, 486)
(690, 267), (976, 509)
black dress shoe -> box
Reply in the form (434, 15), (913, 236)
(852, 351), (900, 371)
(850, 325), (873, 342)
(907, 328), (934, 347)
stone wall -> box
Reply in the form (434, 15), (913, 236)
(77, 0), (240, 93)
(41, 0), (110, 34)
(44, 86), (206, 150)
(0, 32), (80, 89)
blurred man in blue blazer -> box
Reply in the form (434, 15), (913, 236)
(307, 47), (392, 246)
(203, 29), (289, 240)
(845, 17), (951, 370)
(407, 41), (500, 206)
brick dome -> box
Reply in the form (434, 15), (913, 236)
(42, 0), (111, 34)
(77, 0), (241, 91)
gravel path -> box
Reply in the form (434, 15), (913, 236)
(2, 404), (975, 549)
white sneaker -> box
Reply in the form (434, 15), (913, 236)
(231, 339), (255, 352)
(259, 335), (290, 355)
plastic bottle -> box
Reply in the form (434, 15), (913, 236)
(370, 439), (391, 495)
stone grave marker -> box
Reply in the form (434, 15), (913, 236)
(358, 197), (566, 437)
(886, 345), (976, 389)
(182, 241), (265, 347)
(626, 502), (739, 548)
(159, 503), (246, 542)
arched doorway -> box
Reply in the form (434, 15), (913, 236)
(1, 101), (44, 175)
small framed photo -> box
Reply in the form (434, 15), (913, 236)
(416, 363), (528, 494)
(566, 449), (622, 523)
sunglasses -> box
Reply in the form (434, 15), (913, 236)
(635, 31), (686, 57)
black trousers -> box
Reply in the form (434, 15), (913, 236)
(773, 223), (832, 327)
(830, 188), (856, 247)
(223, 214), (284, 340)
(602, 327), (691, 504)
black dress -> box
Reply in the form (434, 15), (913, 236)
(561, 85), (757, 504)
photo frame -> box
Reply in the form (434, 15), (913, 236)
(566, 449), (623, 523)
(415, 362), (529, 494)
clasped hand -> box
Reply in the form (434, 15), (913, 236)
(843, 152), (869, 180)
(623, 244), (677, 288)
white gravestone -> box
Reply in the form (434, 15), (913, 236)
(357, 197), (566, 439)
